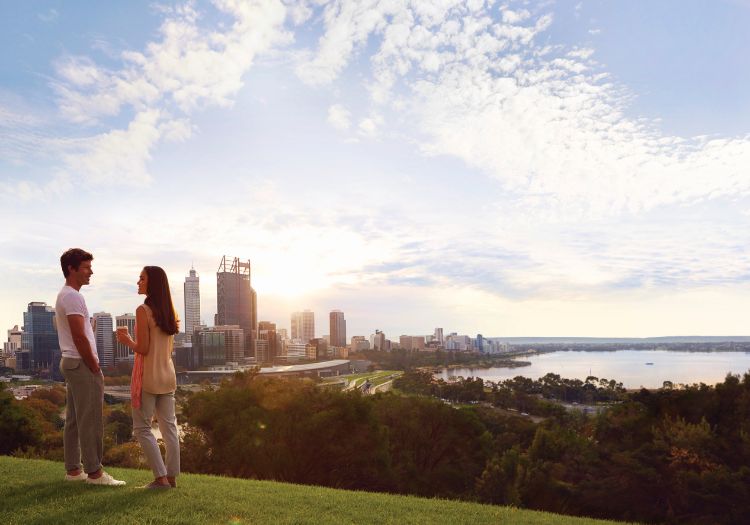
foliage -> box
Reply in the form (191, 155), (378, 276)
(182, 372), (391, 489)
(9, 370), (750, 524)
(0, 384), (42, 454)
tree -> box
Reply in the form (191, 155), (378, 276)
(0, 384), (42, 454)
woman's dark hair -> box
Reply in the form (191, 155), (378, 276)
(143, 266), (179, 336)
(60, 248), (93, 277)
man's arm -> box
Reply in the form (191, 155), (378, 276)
(68, 314), (100, 373)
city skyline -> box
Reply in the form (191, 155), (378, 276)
(1, 2), (750, 337)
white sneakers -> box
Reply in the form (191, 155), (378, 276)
(85, 471), (126, 486)
(64, 471), (87, 481)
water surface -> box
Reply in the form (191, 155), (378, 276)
(438, 350), (750, 389)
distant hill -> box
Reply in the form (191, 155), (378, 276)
(489, 336), (750, 344)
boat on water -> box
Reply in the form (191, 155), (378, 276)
(645, 362), (654, 365)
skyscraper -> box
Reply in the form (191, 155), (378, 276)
(257, 321), (279, 364)
(291, 310), (315, 343)
(115, 313), (136, 364)
(184, 266), (201, 335)
(93, 312), (114, 368)
(22, 302), (58, 370)
(329, 310), (346, 347)
(434, 327), (444, 345)
(216, 256), (257, 357)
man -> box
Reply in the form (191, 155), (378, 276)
(57, 248), (125, 486)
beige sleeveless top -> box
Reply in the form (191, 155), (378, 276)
(140, 304), (176, 394)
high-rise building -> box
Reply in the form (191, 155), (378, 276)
(4, 325), (22, 356)
(307, 338), (328, 360)
(329, 310), (346, 348)
(370, 329), (386, 351)
(291, 310), (315, 343)
(93, 312), (114, 368)
(216, 256), (257, 357)
(213, 325), (244, 363)
(350, 335), (370, 352)
(434, 328), (444, 345)
(257, 321), (279, 364)
(115, 314), (136, 364)
(399, 335), (425, 351)
(475, 334), (485, 352)
(184, 266), (201, 335)
(193, 328), (227, 367)
(22, 302), (59, 370)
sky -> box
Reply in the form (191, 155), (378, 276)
(1, 0), (749, 339)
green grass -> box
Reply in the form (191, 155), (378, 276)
(0, 456), (634, 525)
(333, 370), (403, 389)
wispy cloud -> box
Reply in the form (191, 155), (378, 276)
(297, 1), (750, 217)
(47, 0), (291, 187)
(38, 9), (58, 23)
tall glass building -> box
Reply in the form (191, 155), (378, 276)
(216, 256), (256, 357)
(22, 302), (59, 371)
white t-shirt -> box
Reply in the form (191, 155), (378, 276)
(55, 285), (98, 363)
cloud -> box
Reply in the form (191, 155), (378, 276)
(327, 103), (351, 130)
(62, 109), (192, 185)
(38, 9), (58, 23)
(295, 0), (750, 217)
(51, 0), (291, 186)
(357, 113), (382, 138)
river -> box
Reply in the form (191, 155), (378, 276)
(437, 350), (750, 389)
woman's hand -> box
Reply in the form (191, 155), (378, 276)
(115, 329), (133, 346)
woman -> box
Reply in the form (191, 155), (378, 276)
(117, 266), (180, 489)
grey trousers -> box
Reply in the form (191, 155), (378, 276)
(60, 357), (104, 474)
(132, 391), (180, 479)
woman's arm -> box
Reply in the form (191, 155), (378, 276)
(116, 305), (151, 355)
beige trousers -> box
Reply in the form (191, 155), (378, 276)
(132, 391), (180, 479)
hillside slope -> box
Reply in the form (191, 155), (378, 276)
(0, 457), (633, 524)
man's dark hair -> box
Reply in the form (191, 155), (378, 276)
(60, 248), (94, 277)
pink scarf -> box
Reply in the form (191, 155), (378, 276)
(131, 352), (144, 409)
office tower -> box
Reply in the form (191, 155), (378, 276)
(291, 310), (315, 343)
(22, 302), (59, 370)
(213, 325), (244, 363)
(93, 312), (114, 368)
(193, 328), (227, 366)
(184, 266), (201, 335)
(4, 325), (23, 357)
(434, 327), (444, 345)
(370, 330), (386, 351)
(307, 338), (328, 360)
(283, 340), (307, 361)
(216, 256), (257, 357)
(257, 321), (279, 364)
(350, 335), (369, 352)
(475, 334), (485, 352)
(329, 310), (346, 348)
(115, 314), (136, 364)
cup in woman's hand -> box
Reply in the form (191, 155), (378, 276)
(116, 325), (129, 342)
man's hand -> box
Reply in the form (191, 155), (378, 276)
(68, 314), (100, 373)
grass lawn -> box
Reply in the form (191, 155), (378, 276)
(0, 456), (634, 525)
